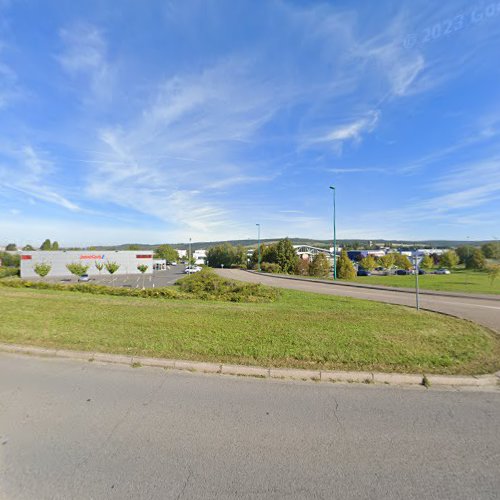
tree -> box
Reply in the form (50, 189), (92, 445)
(128, 244), (140, 250)
(456, 245), (475, 264)
(0, 251), (20, 267)
(154, 244), (179, 263)
(66, 262), (90, 277)
(261, 244), (279, 265)
(336, 249), (356, 280)
(207, 243), (237, 268)
(137, 264), (148, 289)
(309, 253), (330, 278)
(487, 264), (500, 286)
(105, 261), (120, 274)
(378, 253), (395, 269)
(275, 238), (299, 274)
(5, 243), (17, 251)
(95, 261), (104, 274)
(481, 242), (500, 259)
(359, 255), (377, 271)
(40, 239), (52, 250)
(393, 254), (413, 270)
(465, 249), (486, 270)
(51, 241), (59, 250)
(295, 258), (310, 276)
(22, 244), (34, 251)
(33, 262), (51, 278)
(420, 255), (434, 269)
(439, 250), (459, 269)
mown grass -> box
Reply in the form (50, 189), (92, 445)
(1, 286), (499, 375)
(351, 269), (500, 295)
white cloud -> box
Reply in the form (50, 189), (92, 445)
(58, 23), (113, 100)
(0, 145), (80, 212)
(321, 111), (380, 144)
(82, 57), (292, 238)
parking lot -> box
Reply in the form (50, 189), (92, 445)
(39, 266), (187, 289)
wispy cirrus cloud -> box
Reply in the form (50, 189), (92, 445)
(57, 23), (113, 101)
(0, 145), (80, 211)
(315, 111), (380, 150)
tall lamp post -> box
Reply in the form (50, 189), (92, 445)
(189, 237), (192, 266)
(256, 223), (261, 272)
(330, 186), (337, 280)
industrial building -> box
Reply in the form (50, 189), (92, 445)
(20, 251), (154, 279)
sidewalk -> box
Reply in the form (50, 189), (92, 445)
(1, 343), (498, 390)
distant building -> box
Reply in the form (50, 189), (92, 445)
(193, 249), (206, 265)
(294, 245), (333, 261)
(347, 249), (385, 261)
(20, 250), (154, 278)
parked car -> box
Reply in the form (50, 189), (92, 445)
(395, 269), (408, 275)
(184, 266), (202, 274)
(78, 274), (90, 282)
(357, 269), (371, 276)
(374, 266), (384, 271)
(418, 269), (427, 275)
(434, 268), (451, 275)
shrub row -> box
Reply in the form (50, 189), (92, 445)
(0, 268), (281, 303)
(0, 267), (20, 279)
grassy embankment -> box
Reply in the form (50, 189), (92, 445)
(0, 270), (498, 375)
(350, 269), (500, 295)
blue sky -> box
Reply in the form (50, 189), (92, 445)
(1, 0), (499, 246)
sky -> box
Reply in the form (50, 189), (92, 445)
(0, 0), (500, 246)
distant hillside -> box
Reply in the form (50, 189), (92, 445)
(81, 238), (493, 252)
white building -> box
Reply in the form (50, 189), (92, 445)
(193, 249), (207, 265)
(20, 250), (154, 278)
(294, 245), (333, 261)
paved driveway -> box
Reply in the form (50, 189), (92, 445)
(216, 270), (500, 332)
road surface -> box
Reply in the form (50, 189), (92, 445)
(1, 354), (499, 499)
(216, 270), (500, 333)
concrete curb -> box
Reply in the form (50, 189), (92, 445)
(1, 343), (498, 389)
(244, 270), (500, 302)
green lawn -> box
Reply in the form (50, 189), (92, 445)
(1, 286), (499, 375)
(350, 269), (500, 295)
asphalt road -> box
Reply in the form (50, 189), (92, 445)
(1, 354), (499, 500)
(216, 270), (500, 333)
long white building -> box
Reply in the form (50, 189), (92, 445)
(20, 250), (154, 278)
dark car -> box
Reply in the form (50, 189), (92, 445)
(418, 269), (426, 275)
(395, 269), (408, 275)
(357, 269), (372, 277)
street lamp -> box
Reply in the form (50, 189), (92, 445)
(256, 223), (261, 272)
(414, 252), (420, 311)
(189, 237), (192, 266)
(330, 186), (337, 280)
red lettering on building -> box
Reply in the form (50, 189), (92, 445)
(136, 254), (152, 259)
(21, 255), (32, 260)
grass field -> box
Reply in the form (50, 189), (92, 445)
(1, 286), (499, 375)
(351, 269), (500, 295)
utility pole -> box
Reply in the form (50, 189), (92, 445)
(256, 224), (261, 272)
(414, 253), (420, 311)
(330, 186), (337, 280)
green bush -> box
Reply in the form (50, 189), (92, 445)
(0, 268), (281, 303)
(0, 267), (20, 279)
(176, 268), (280, 302)
(260, 262), (281, 273)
